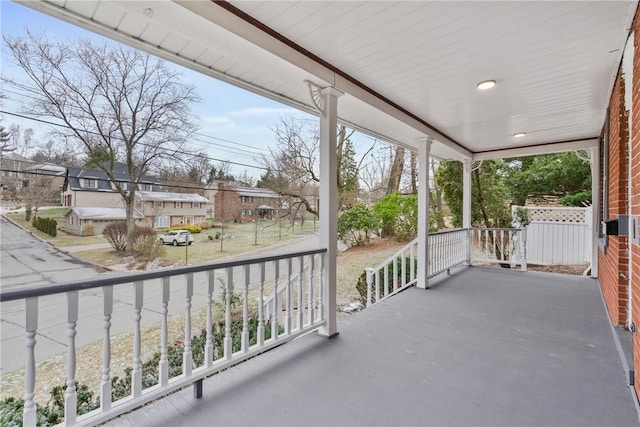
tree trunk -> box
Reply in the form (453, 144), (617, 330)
(125, 192), (136, 253)
(386, 146), (405, 195)
(410, 151), (418, 195)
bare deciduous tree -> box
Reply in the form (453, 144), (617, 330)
(259, 117), (373, 216)
(4, 30), (199, 251)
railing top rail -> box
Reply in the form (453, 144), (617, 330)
(429, 228), (468, 236)
(470, 227), (522, 232)
(0, 247), (327, 302)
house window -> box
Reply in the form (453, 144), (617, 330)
(241, 196), (252, 203)
(84, 178), (96, 188)
(241, 209), (252, 216)
(175, 202), (182, 208)
(193, 202), (200, 208)
(183, 216), (193, 225)
(206, 209), (213, 219)
(116, 181), (128, 190)
(140, 183), (152, 191)
(154, 216), (170, 228)
(154, 201), (163, 208)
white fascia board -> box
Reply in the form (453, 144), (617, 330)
(472, 138), (598, 161)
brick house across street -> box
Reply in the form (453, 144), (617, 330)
(213, 182), (281, 223)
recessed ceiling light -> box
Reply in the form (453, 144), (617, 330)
(477, 80), (496, 90)
(513, 132), (526, 138)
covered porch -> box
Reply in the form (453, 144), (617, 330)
(3, 1), (639, 426)
(110, 266), (638, 426)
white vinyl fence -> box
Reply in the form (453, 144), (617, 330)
(513, 206), (592, 265)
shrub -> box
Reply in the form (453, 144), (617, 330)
(198, 221), (212, 230)
(129, 226), (155, 247)
(560, 191), (592, 206)
(82, 223), (95, 236)
(103, 222), (128, 251)
(355, 257), (417, 306)
(167, 224), (202, 233)
(337, 204), (378, 246)
(208, 234), (214, 241)
(25, 207), (31, 222)
(134, 235), (166, 260)
(214, 231), (221, 239)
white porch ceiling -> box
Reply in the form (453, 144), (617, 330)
(15, 0), (637, 161)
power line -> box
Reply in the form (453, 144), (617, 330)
(2, 89), (270, 156)
(0, 110), (269, 171)
(0, 167), (319, 197)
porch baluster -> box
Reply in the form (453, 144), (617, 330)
(257, 263), (265, 346)
(297, 256), (305, 330)
(183, 273), (194, 376)
(65, 290), (79, 424)
(410, 243), (416, 282)
(224, 268), (234, 359)
(160, 277), (170, 385)
(319, 253), (325, 321)
(205, 271), (215, 366)
(309, 255), (316, 324)
(23, 297), (38, 427)
(242, 265), (250, 353)
(401, 249), (407, 287)
(384, 263), (389, 297)
(272, 261), (280, 340)
(132, 281), (143, 398)
(285, 257), (293, 335)
(101, 286), (113, 411)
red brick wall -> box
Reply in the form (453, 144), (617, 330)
(599, 69), (630, 327)
(631, 15), (640, 394)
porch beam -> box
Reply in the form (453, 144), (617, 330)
(473, 138), (598, 161)
(317, 86), (343, 338)
(417, 138), (432, 289)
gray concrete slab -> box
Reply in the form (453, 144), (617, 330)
(111, 267), (640, 426)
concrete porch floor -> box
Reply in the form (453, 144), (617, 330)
(110, 267), (639, 426)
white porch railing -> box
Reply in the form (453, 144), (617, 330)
(470, 227), (527, 270)
(364, 229), (471, 307)
(364, 228), (527, 307)
(0, 249), (327, 427)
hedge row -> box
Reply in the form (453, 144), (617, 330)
(166, 224), (202, 233)
(32, 217), (57, 237)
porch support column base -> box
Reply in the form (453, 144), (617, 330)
(316, 331), (340, 339)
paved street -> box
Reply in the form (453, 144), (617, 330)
(0, 217), (319, 374)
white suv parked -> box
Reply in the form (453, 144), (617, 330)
(159, 230), (194, 246)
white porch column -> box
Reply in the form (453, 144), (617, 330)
(318, 86), (343, 338)
(462, 158), (472, 264)
(462, 159), (472, 229)
(417, 138), (432, 289)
